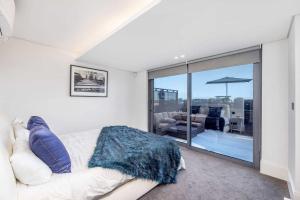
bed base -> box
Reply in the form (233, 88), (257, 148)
(102, 179), (158, 200)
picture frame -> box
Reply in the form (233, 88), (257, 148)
(70, 65), (108, 97)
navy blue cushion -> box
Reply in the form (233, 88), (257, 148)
(27, 116), (49, 130)
(208, 107), (222, 118)
(29, 126), (71, 173)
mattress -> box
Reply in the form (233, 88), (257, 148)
(17, 128), (185, 200)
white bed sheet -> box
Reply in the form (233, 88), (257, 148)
(17, 128), (185, 200)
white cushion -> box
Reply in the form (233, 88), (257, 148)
(162, 112), (169, 118)
(10, 121), (52, 185)
(10, 138), (52, 185)
(12, 119), (29, 141)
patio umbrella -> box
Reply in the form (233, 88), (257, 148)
(206, 77), (252, 97)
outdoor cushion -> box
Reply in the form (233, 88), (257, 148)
(154, 113), (163, 125)
(159, 123), (171, 129)
(181, 114), (187, 121)
(208, 107), (223, 118)
(200, 106), (209, 115)
(193, 115), (206, 123)
(191, 106), (201, 114)
(160, 118), (176, 124)
(173, 115), (182, 120)
(168, 112), (178, 118)
(191, 122), (202, 127)
(162, 112), (169, 118)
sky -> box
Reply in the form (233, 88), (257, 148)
(154, 64), (253, 100)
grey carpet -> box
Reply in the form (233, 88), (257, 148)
(140, 146), (289, 200)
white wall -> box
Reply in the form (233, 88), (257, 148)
(0, 38), (136, 134)
(131, 71), (148, 131)
(261, 39), (289, 181)
(288, 16), (296, 198)
(288, 15), (300, 200)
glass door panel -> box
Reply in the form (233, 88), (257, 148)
(152, 74), (187, 143)
(191, 64), (254, 162)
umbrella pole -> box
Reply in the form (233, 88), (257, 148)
(225, 83), (228, 97)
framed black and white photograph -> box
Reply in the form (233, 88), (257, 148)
(70, 65), (108, 97)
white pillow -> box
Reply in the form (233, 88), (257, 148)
(10, 119), (52, 185)
(10, 138), (52, 185)
(12, 119), (29, 141)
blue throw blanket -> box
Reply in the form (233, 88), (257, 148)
(88, 126), (181, 184)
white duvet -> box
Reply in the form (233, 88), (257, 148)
(17, 129), (185, 200)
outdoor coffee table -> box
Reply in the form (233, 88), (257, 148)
(166, 125), (200, 140)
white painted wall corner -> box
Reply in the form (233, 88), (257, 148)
(288, 171), (300, 200)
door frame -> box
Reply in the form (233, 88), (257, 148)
(253, 60), (262, 169)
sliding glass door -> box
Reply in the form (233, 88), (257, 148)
(191, 64), (254, 162)
(151, 74), (188, 143)
(148, 47), (261, 167)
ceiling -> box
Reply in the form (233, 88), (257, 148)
(12, 0), (300, 72)
(78, 0), (300, 72)
(13, 0), (160, 55)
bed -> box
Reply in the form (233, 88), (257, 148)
(0, 114), (185, 200)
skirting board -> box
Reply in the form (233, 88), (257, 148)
(288, 171), (300, 200)
(260, 160), (288, 181)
